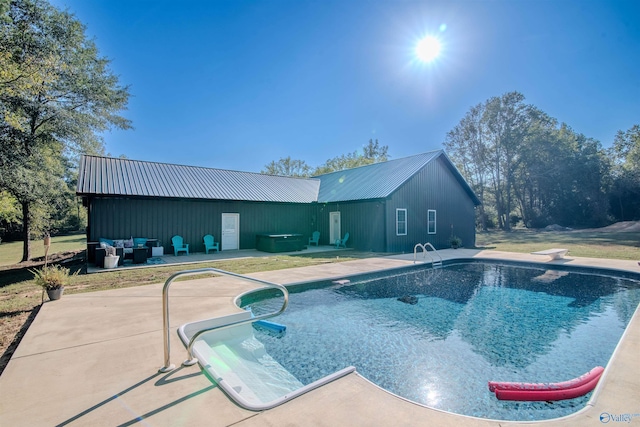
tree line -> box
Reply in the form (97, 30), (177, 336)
(261, 139), (389, 177)
(444, 91), (639, 230)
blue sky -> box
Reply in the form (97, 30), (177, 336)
(51, 0), (639, 173)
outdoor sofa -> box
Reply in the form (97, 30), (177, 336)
(92, 237), (158, 267)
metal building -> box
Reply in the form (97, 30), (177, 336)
(77, 150), (480, 254)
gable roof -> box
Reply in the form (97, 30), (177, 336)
(76, 150), (480, 206)
(76, 155), (320, 203)
(315, 150), (481, 205)
(315, 151), (439, 202)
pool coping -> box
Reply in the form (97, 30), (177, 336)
(0, 249), (638, 426)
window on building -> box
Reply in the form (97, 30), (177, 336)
(428, 210), (436, 234)
(396, 208), (407, 235)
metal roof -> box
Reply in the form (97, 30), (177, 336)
(315, 150), (480, 204)
(77, 151), (480, 205)
(77, 155), (320, 203)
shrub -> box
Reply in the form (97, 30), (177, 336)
(31, 264), (73, 290)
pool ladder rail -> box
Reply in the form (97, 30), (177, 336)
(159, 267), (290, 373)
(413, 242), (443, 268)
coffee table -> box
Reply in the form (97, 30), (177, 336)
(132, 247), (148, 264)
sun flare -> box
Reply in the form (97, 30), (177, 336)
(416, 36), (442, 63)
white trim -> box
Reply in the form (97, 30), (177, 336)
(427, 209), (436, 234)
(396, 208), (407, 236)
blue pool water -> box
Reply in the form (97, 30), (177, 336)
(241, 261), (640, 421)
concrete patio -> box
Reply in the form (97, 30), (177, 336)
(1, 249), (639, 426)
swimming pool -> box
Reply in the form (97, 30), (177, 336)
(240, 260), (640, 421)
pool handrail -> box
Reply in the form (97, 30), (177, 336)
(159, 267), (289, 373)
(413, 242), (443, 267)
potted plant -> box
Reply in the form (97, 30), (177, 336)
(449, 235), (462, 249)
(31, 264), (73, 301)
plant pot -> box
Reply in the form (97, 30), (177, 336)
(104, 255), (119, 269)
(46, 287), (64, 301)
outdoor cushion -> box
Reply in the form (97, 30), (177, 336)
(99, 237), (114, 247)
(133, 237), (147, 247)
(114, 239), (125, 248)
(124, 238), (134, 248)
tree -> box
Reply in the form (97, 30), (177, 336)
(609, 125), (640, 221)
(0, 0), (131, 261)
(312, 139), (389, 175)
(611, 125), (640, 168)
(445, 91), (610, 230)
(444, 103), (490, 229)
(445, 92), (550, 230)
(513, 124), (610, 228)
(261, 156), (312, 177)
(262, 139), (390, 178)
(511, 123), (565, 227)
(0, 190), (21, 240)
(482, 92), (553, 230)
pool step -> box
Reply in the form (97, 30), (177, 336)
(190, 327), (356, 411)
(204, 338), (304, 403)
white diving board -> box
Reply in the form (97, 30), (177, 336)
(531, 248), (569, 260)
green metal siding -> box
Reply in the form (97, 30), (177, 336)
(89, 197), (316, 252)
(385, 156), (476, 252)
(312, 201), (386, 251)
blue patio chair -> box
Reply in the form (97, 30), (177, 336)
(203, 234), (219, 254)
(308, 231), (320, 246)
(335, 232), (349, 248)
(171, 235), (189, 256)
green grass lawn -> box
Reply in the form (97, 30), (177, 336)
(0, 233), (86, 266)
(475, 230), (640, 260)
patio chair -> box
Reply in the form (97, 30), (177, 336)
(335, 232), (349, 248)
(203, 234), (219, 254)
(171, 235), (189, 256)
(308, 231), (320, 246)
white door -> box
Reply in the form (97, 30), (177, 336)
(221, 213), (239, 250)
(329, 211), (341, 244)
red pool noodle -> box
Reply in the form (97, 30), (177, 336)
(488, 366), (604, 392)
(494, 372), (603, 401)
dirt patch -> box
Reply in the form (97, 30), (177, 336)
(0, 250), (85, 288)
